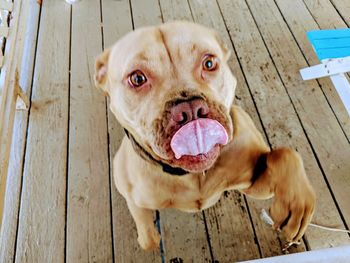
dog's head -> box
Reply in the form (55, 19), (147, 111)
(95, 21), (236, 173)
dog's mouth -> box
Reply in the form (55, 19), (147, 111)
(152, 95), (232, 174)
(155, 116), (229, 173)
(171, 118), (228, 158)
(168, 118), (228, 173)
(168, 145), (222, 173)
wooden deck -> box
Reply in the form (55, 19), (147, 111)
(1, 0), (350, 262)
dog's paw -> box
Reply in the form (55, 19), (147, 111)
(270, 177), (316, 243)
(137, 228), (161, 251)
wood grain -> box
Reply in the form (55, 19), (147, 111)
(131, 0), (162, 27)
(102, 0), (161, 261)
(217, 0), (350, 250)
(329, 0), (350, 26)
(1, 0), (348, 261)
(303, 0), (348, 28)
(245, 0), (350, 232)
(276, 0), (350, 141)
(159, 0), (192, 22)
(14, 1), (70, 262)
(0, 1), (40, 261)
(66, 1), (113, 262)
(188, 0), (306, 257)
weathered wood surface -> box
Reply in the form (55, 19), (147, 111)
(330, 0), (350, 26)
(131, 0), (162, 27)
(14, 1), (70, 262)
(0, 1), (40, 261)
(188, 0), (305, 258)
(160, 0), (192, 22)
(66, 1), (113, 262)
(0, 0), (349, 262)
(274, 0), (350, 245)
(103, 0), (161, 262)
(217, 0), (349, 251)
(245, 0), (350, 236)
(276, 0), (350, 141)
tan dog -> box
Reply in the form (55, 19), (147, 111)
(94, 21), (315, 250)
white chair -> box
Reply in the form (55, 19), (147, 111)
(300, 29), (350, 116)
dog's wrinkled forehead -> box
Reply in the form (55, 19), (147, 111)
(108, 22), (226, 80)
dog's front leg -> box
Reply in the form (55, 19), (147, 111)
(241, 148), (316, 243)
(126, 200), (161, 250)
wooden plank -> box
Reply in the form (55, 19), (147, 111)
(203, 191), (261, 261)
(330, 0), (350, 26)
(131, 0), (212, 261)
(188, 0), (306, 258)
(159, 211), (212, 263)
(159, 0), (192, 22)
(131, 0), (162, 27)
(217, 0), (350, 251)
(303, 0), (348, 29)
(14, 1), (70, 262)
(66, 1), (113, 262)
(277, 0), (350, 140)
(102, 0), (161, 262)
(0, 2), (40, 260)
(245, 0), (350, 245)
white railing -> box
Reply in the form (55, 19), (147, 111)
(0, 0), (30, 229)
(0, 0), (12, 67)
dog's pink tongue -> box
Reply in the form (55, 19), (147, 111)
(170, 119), (228, 159)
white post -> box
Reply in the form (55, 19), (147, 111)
(329, 73), (350, 115)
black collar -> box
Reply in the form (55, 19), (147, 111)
(123, 129), (189, 176)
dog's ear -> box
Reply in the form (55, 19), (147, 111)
(214, 33), (231, 61)
(94, 48), (110, 94)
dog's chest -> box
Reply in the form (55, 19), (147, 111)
(131, 176), (222, 212)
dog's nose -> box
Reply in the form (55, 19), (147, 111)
(171, 99), (209, 125)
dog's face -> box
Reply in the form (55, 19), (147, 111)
(95, 22), (236, 173)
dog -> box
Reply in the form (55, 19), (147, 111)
(94, 21), (316, 251)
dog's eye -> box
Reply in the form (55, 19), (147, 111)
(202, 55), (218, 71)
(128, 70), (147, 88)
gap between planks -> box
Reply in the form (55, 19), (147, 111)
(0, 1), (41, 262)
